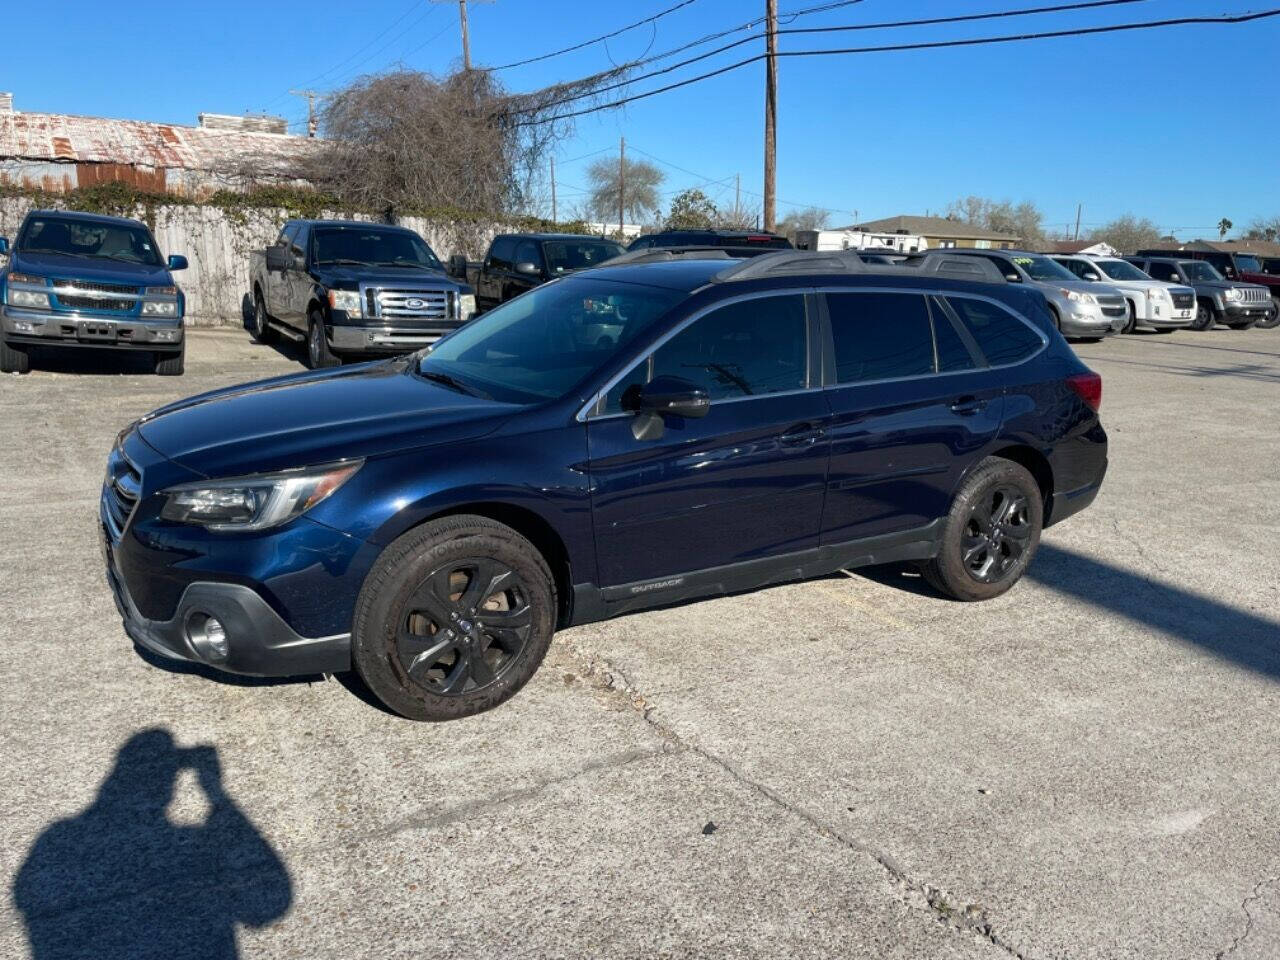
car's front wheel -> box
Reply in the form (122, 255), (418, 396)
(1257, 297), (1280, 329)
(307, 309), (339, 369)
(352, 515), (556, 721)
(1194, 302), (1218, 331)
(1122, 302), (1138, 334)
(153, 348), (184, 376)
(920, 457), (1043, 602)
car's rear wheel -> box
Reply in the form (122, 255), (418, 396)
(1256, 297), (1280, 329)
(920, 457), (1043, 602)
(153, 348), (185, 376)
(307, 309), (339, 369)
(352, 515), (556, 721)
(0, 338), (31, 374)
(251, 293), (276, 343)
(1194, 302), (1217, 331)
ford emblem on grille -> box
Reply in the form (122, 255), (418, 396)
(405, 297), (426, 309)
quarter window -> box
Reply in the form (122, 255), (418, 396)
(826, 292), (934, 383)
(931, 299), (979, 372)
(603, 294), (808, 411)
(946, 297), (1043, 366)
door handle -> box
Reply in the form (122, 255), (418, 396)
(949, 396), (987, 416)
(780, 425), (826, 447)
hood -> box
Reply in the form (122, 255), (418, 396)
(11, 250), (172, 286)
(137, 357), (517, 479)
(1052, 279), (1124, 298)
(315, 264), (458, 288)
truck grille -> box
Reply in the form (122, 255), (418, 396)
(1171, 291), (1195, 310)
(102, 446), (141, 544)
(367, 287), (451, 320)
(1236, 287), (1270, 304)
(58, 295), (137, 312)
(1096, 294), (1127, 318)
(55, 279), (142, 296)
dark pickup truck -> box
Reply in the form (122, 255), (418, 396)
(1, 210), (188, 375)
(448, 233), (623, 312)
(249, 219), (476, 368)
(1136, 246), (1279, 329)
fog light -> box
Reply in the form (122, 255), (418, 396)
(187, 612), (229, 663)
(11, 320), (35, 333)
(152, 328), (180, 342)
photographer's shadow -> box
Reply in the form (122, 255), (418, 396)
(13, 729), (292, 960)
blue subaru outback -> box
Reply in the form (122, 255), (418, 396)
(102, 250), (1107, 720)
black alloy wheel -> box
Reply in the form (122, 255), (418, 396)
(392, 558), (532, 696)
(1194, 303), (1217, 331)
(960, 485), (1032, 584)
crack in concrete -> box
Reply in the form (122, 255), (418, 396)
(1216, 875), (1280, 959)
(556, 633), (1034, 959)
(1110, 516), (1170, 577)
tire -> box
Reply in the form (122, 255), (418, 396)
(1227, 320), (1257, 331)
(1194, 301), (1217, 331)
(352, 515), (556, 721)
(1122, 301), (1138, 335)
(307, 309), (339, 369)
(251, 293), (276, 343)
(920, 457), (1043, 603)
(1256, 298), (1280, 329)
(1, 338), (31, 374)
(1047, 305), (1063, 333)
(153, 348), (185, 376)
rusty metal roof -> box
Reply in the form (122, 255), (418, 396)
(0, 110), (320, 175)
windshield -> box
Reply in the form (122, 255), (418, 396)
(543, 239), (624, 275)
(1011, 255), (1075, 282)
(1180, 261), (1223, 282)
(417, 277), (685, 405)
(1234, 254), (1262, 272)
(312, 227), (441, 269)
(18, 216), (162, 266)
(1097, 259), (1151, 281)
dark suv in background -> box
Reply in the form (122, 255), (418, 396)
(1136, 246), (1279, 329)
(102, 249), (1106, 721)
(628, 229), (792, 254)
(1127, 256), (1276, 330)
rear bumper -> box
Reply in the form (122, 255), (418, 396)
(103, 522), (350, 676)
(1048, 466), (1106, 528)
(2, 305), (183, 350)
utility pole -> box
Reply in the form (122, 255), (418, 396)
(763, 0), (778, 233)
(433, 0), (490, 70)
(619, 136), (626, 237)
(550, 155), (557, 223)
(289, 89), (320, 137)
(735, 173), (741, 224)
(1073, 203), (1082, 241)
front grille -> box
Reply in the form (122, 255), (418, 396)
(103, 446), (141, 544)
(1096, 294), (1126, 318)
(55, 279), (142, 296)
(58, 295), (137, 311)
(1237, 287), (1270, 304)
(1172, 291), (1195, 310)
(370, 287), (451, 320)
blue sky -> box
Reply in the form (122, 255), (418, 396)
(5, 0), (1278, 238)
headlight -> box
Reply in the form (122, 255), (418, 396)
(1224, 287), (1241, 301)
(1063, 289), (1096, 304)
(459, 293), (476, 320)
(160, 461), (362, 531)
(142, 300), (178, 316)
(328, 289), (363, 317)
(1149, 288), (1169, 300)
(9, 272), (45, 285)
(9, 288), (50, 309)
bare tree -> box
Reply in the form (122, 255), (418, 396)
(1086, 214), (1162, 255)
(947, 196), (1045, 247)
(585, 156), (665, 224)
(777, 206), (830, 238)
(1243, 216), (1280, 242)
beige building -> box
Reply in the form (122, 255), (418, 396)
(838, 215), (1020, 250)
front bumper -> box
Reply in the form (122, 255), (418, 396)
(101, 520), (351, 676)
(1223, 302), (1274, 322)
(2, 305), (183, 350)
(329, 321), (463, 354)
(1056, 304), (1115, 338)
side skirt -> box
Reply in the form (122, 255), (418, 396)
(568, 519), (943, 626)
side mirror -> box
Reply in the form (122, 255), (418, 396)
(1005, 273), (1021, 283)
(1082, 271), (1100, 281)
(0, 237), (8, 256)
(515, 261), (541, 276)
(624, 375), (711, 419)
(167, 254), (188, 271)
(447, 254), (468, 278)
(264, 246), (288, 272)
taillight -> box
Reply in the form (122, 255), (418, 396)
(1066, 371), (1102, 411)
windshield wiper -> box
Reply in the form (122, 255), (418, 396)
(315, 258), (368, 266)
(417, 366), (490, 399)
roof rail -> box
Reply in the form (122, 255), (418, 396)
(714, 249), (1008, 284)
(604, 246), (739, 266)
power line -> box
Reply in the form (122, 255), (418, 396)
(489, 0), (702, 71)
(518, 0), (1152, 117)
(514, 8), (1280, 126)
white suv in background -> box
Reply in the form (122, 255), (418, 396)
(1050, 254), (1196, 333)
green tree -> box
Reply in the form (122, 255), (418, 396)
(664, 188), (718, 229)
(1218, 217), (1233, 240)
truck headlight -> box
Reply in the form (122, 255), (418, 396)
(9, 288), (50, 309)
(459, 293), (476, 320)
(142, 300), (178, 316)
(1224, 287), (1241, 301)
(328, 289), (363, 318)
(160, 461), (362, 531)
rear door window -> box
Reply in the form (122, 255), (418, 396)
(946, 297), (1044, 366)
(825, 292), (934, 383)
